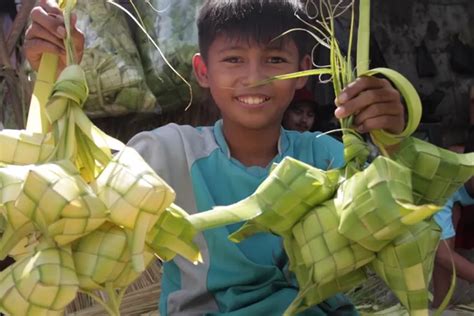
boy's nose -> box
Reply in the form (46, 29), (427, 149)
(241, 62), (266, 86)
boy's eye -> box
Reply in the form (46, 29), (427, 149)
(222, 57), (243, 63)
(267, 56), (287, 64)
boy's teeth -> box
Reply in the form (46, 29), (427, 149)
(237, 96), (268, 105)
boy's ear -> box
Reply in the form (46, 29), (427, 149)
(193, 53), (210, 88)
(296, 54), (312, 89)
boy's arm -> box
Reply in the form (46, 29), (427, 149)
(436, 237), (474, 283)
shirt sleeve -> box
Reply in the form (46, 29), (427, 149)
(433, 198), (456, 240)
(455, 185), (474, 207)
(126, 125), (199, 212)
(311, 133), (345, 170)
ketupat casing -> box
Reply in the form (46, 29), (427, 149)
(0, 1), (203, 314)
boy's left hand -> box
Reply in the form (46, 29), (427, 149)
(334, 76), (405, 134)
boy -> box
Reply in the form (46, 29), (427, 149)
(25, 0), (405, 314)
(432, 128), (474, 308)
(283, 88), (317, 132)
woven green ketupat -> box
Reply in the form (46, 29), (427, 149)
(0, 161), (108, 259)
(14, 161), (108, 246)
(283, 199), (373, 315)
(132, 0), (203, 113)
(0, 242), (79, 315)
(0, 130), (54, 165)
(93, 146), (176, 272)
(74, 0), (157, 117)
(393, 136), (474, 206)
(370, 219), (441, 316)
(336, 156), (440, 252)
(71, 222), (154, 291)
(185, 0), (474, 314)
(0, 165), (32, 258)
(0, 1), (205, 314)
(226, 157), (340, 239)
(189, 156), (341, 237)
(342, 133), (370, 178)
(146, 203), (202, 264)
(45, 63), (123, 183)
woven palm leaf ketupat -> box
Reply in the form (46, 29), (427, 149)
(16, 161), (108, 246)
(186, 0), (474, 315)
(370, 220), (442, 316)
(393, 136), (474, 206)
(0, 0), (204, 315)
(132, 0), (202, 113)
(92, 146), (177, 272)
(71, 222), (154, 291)
(336, 156), (440, 252)
(0, 130), (54, 165)
(0, 161), (108, 260)
(283, 199), (373, 315)
(146, 203), (202, 263)
(221, 157), (340, 239)
(74, 0), (157, 117)
(0, 241), (79, 315)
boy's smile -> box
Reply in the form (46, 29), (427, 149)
(194, 34), (311, 132)
(235, 94), (271, 107)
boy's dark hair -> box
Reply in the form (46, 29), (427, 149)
(197, 0), (311, 61)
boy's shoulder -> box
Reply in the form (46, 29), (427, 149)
(282, 129), (344, 169)
(284, 129), (343, 153)
(129, 123), (215, 148)
(127, 122), (219, 167)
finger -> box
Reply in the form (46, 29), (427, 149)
(38, 0), (62, 14)
(336, 76), (391, 104)
(24, 39), (64, 59)
(30, 6), (66, 39)
(334, 86), (400, 118)
(355, 113), (405, 134)
(25, 22), (65, 51)
(353, 102), (404, 127)
(23, 39), (65, 71)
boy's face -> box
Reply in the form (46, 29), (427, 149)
(283, 102), (316, 132)
(193, 34), (310, 131)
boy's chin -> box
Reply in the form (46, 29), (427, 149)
(228, 118), (281, 131)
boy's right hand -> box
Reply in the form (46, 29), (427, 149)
(24, 0), (84, 73)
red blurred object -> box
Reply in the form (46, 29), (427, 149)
(292, 87), (316, 104)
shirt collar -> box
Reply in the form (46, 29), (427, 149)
(213, 119), (289, 164)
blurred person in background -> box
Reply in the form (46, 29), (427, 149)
(432, 124), (474, 308)
(282, 87), (317, 132)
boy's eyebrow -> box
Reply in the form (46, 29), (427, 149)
(217, 45), (292, 55)
(265, 40), (293, 53)
(217, 46), (246, 54)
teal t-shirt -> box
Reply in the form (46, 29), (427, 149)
(128, 120), (357, 316)
(434, 185), (474, 240)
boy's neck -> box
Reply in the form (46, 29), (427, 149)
(222, 122), (281, 168)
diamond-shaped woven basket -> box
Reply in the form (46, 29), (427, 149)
(370, 219), (441, 315)
(336, 156), (437, 251)
(393, 137), (474, 206)
(284, 199), (374, 315)
(231, 157), (340, 239)
(71, 222), (155, 291)
(0, 242), (79, 315)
